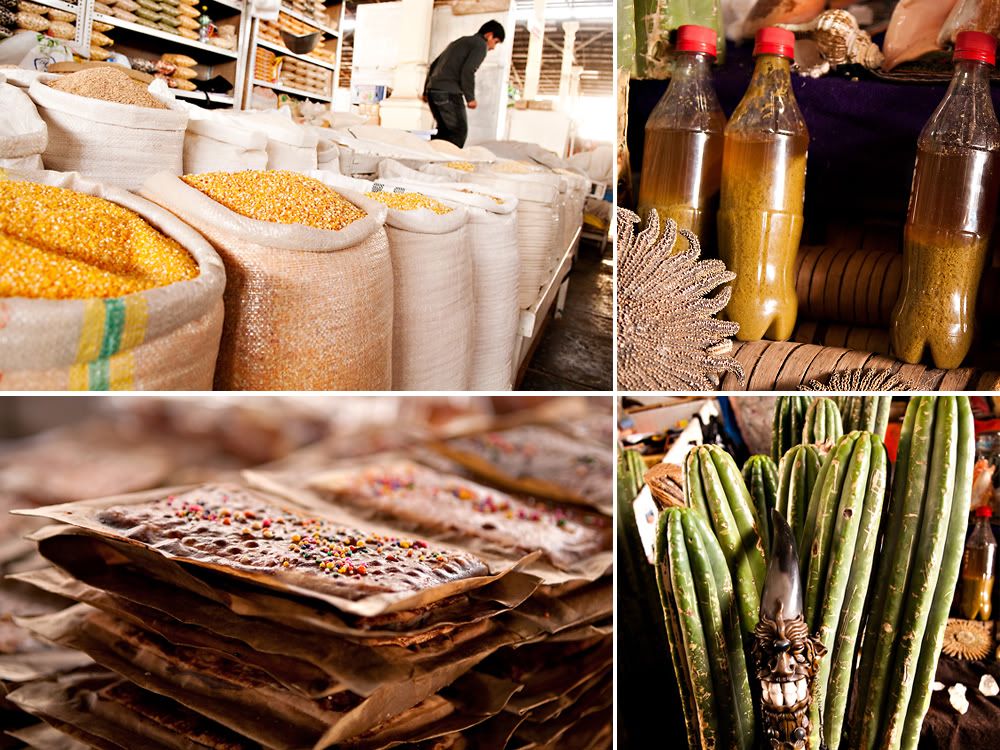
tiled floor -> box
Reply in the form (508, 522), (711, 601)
(520, 238), (613, 391)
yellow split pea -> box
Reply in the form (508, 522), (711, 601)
(181, 171), (367, 231)
(0, 181), (198, 300)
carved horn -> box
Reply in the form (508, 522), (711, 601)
(761, 508), (803, 621)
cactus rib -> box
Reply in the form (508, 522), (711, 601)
(742, 454), (778, 553)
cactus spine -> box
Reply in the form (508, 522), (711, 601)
(772, 395), (812, 464)
(776, 444), (822, 544)
(803, 397), (844, 445)
(798, 431), (888, 749)
(657, 507), (756, 750)
(849, 396), (974, 750)
(742, 454), (778, 553)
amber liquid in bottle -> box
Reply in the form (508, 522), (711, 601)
(638, 51), (725, 243)
(891, 57), (1000, 369)
(959, 546), (996, 620)
(718, 54), (808, 341)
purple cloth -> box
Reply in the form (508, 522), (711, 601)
(627, 42), (1000, 234)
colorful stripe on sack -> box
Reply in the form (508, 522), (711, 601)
(69, 296), (148, 390)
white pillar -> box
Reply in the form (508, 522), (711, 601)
(380, 0), (435, 130)
(523, 0), (546, 101)
(558, 21), (579, 111)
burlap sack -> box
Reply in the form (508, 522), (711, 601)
(27, 79), (188, 191)
(367, 177), (520, 390)
(182, 116), (268, 174)
(141, 172), (393, 391)
(0, 77), (47, 170)
(311, 172), (473, 391)
(0, 170), (225, 391)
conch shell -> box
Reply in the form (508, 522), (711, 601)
(784, 9), (884, 73)
(883, 0), (960, 71)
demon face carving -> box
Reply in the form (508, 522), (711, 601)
(752, 601), (826, 750)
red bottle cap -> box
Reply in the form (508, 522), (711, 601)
(955, 30), (997, 65)
(754, 26), (796, 60)
(676, 25), (717, 57)
(975, 505), (993, 518)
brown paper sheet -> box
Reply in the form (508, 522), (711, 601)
(6, 722), (92, 750)
(15, 484), (531, 618)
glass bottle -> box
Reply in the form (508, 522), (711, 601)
(198, 6), (212, 43)
(638, 24), (725, 243)
(959, 505), (996, 620)
(890, 31), (1000, 370)
(717, 27), (809, 342)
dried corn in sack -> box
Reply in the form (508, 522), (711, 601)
(463, 172), (561, 309)
(27, 77), (187, 191)
(141, 170), (393, 391)
(312, 171), (473, 391)
(376, 158), (452, 184)
(183, 113), (268, 174)
(371, 177), (520, 390)
(0, 77), (46, 170)
(0, 170), (225, 390)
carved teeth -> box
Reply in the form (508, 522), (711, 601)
(797, 679), (807, 702)
(783, 682), (797, 705)
(769, 682), (784, 707)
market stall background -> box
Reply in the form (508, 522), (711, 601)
(0, 395), (613, 749)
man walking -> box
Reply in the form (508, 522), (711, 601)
(422, 20), (505, 148)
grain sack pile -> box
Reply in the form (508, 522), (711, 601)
(312, 171), (473, 391)
(141, 170), (394, 391)
(0, 169), (225, 390)
(27, 68), (188, 191)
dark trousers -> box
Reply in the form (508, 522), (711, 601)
(427, 91), (468, 148)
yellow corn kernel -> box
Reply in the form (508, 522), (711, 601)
(492, 161), (536, 174)
(364, 191), (453, 215)
(181, 171), (367, 231)
(0, 181), (198, 300)
(444, 161), (476, 172)
(458, 188), (503, 205)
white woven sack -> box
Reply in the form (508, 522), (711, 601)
(311, 171), (473, 391)
(0, 169), (226, 391)
(367, 177), (520, 391)
(464, 173), (559, 310)
(28, 79), (188, 191)
(141, 173), (393, 391)
(313, 129), (341, 173)
(183, 118), (269, 174)
(230, 110), (319, 171)
(0, 80), (47, 170)
(376, 159), (451, 184)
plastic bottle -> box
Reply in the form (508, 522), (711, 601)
(890, 31), (1000, 370)
(638, 25), (726, 243)
(959, 506), (996, 620)
(717, 27), (809, 342)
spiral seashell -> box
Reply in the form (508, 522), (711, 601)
(783, 8), (884, 71)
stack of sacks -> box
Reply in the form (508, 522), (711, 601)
(0, 73), (46, 170)
(230, 108), (319, 171)
(311, 172), (473, 391)
(0, 0), (15, 40)
(155, 52), (199, 92)
(554, 168), (589, 254)
(461, 165), (563, 310)
(376, 158), (452, 184)
(312, 127), (341, 173)
(28, 67), (189, 191)
(330, 126), (495, 177)
(0, 169), (226, 391)
(369, 174), (521, 391)
(142, 170), (394, 391)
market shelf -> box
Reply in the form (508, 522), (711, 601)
(31, 0), (79, 15)
(278, 5), (339, 37)
(257, 39), (336, 71)
(251, 78), (331, 102)
(94, 14), (239, 59)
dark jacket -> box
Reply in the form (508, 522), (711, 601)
(423, 34), (487, 102)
